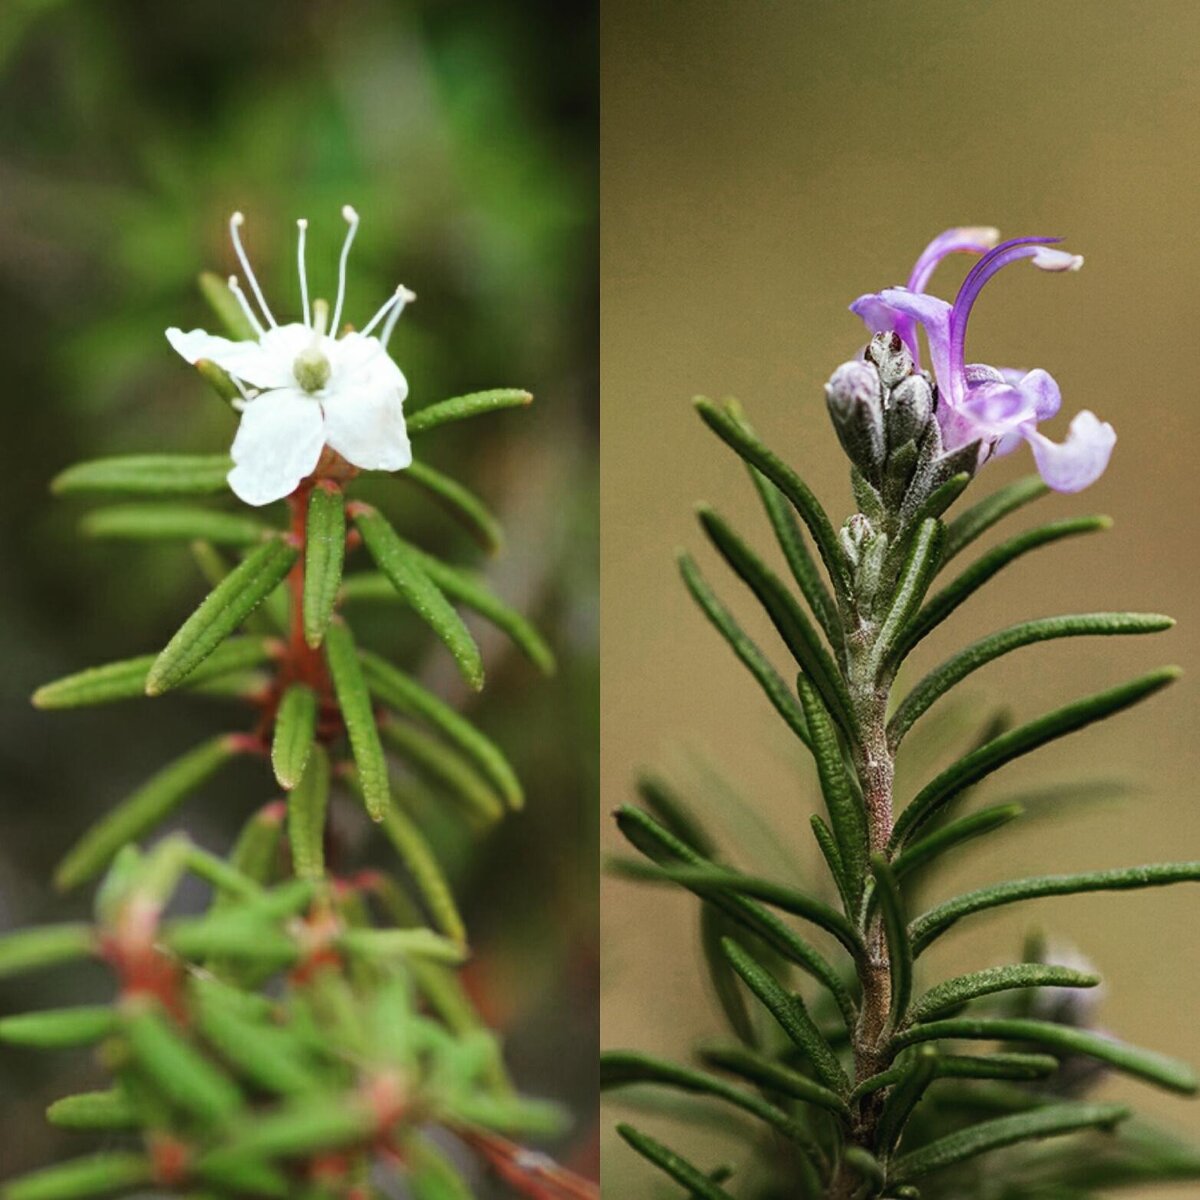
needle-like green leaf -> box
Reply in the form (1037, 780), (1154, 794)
(401, 459), (504, 554)
(678, 550), (810, 745)
(0, 924), (94, 979)
(699, 1045), (851, 1118)
(892, 668), (1179, 847)
(1, 1153), (153, 1200)
(324, 620), (390, 822)
(406, 387), (532, 434)
(909, 964), (1101, 1023)
(871, 856), (911, 1030)
(285, 745), (329, 880)
(146, 537), (298, 695)
(360, 650), (522, 809)
(52, 454), (233, 496)
(891, 1102), (1129, 1183)
(876, 517), (944, 669)
(338, 927), (467, 965)
(890, 613), (1173, 745)
(0, 1007), (116, 1048)
(699, 506), (856, 740)
(897, 515), (1110, 656)
(894, 1018), (1197, 1093)
(55, 735), (237, 890)
(352, 506), (483, 690)
(302, 482), (346, 648)
(721, 938), (849, 1094)
(877, 1046), (937, 1154)
(379, 799), (465, 946)
(34, 636), (276, 710)
(381, 719), (505, 824)
(941, 474), (1049, 563)
(911, 862), (1200, 954)
(271, 683), (319, 791)
(892, 804), (1024, 882)
(614, 1124), (737, 1200)
(46, 1090), (139, 1132)
(81, 504), (270, 545)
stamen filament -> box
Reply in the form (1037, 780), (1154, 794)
(380, 285), (417, 348)
(229, 212), (277, 329)
(331, 205), (360, 334)
(361, 285), (415, 338)
(296, 218), (311, 328)
(227, 275), (265, 337)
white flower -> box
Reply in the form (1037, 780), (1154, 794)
(167, 206), (416, 506)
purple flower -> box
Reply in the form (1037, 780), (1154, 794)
(850, 230), (1115, 493)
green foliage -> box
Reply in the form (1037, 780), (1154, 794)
(607, 383), (1197, 1198)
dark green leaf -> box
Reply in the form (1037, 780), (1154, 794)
(871, 856), (911, 1029)
(146, 537), (298, 695)
(892, 668), (1179, 847)
(272, 683), (318, 791)
(910, 964), (1100, 1023)
(286, 745), (329, 880)
(352, 506), (483, 689)
(379, 799), (465, 946)
(52, 454), (232, 497)
(893, 804), (1023, 882)
(302, 483), (346, 649)
(911, 862), (1200, 954)
(891, 1101), (1129, 1183)
(615, 1123), (737, 1200)
(942, 473), (1049, 563)
(890, 613), (1173, 745)
(877, 1046), (937, 1154)
(406, 388), (532, 434)
(381, 719), (505, 824)
(402, 459), (504, 554)
(876, 518), (944, 669)
(82, 504), (269, 545)
(699, 1044), (850, 1117)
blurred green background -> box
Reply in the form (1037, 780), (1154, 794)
(0, 0), (597, 1189)
(601, 1), (1200, 1196)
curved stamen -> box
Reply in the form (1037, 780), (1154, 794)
(331, 205), (360, 334)
(907, 226), (1001, 295)
(949, 236), (1071, 378)
(296, 218), (311, 328)
(228, 212), (277, 329)
(362, 285), (416, 338)
(380, 285), (416, 348)
(226, 275), (265, 338)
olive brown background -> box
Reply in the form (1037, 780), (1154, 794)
(602, 2), (1200, 1195)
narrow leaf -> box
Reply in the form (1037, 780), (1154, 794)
(352, 506), (483, 689)
(877, 518), (945, 669)
(338, 927), (466, 965)
(699, 1045), (850, 1117)
(894, 1019), (1197, 1093)
(810, 814), (854, 915)
(46, 1090), (139, 1131)
(302, 483), (345, 648)
(891, 1101), (1129, 1183)
(381, 719), (505, 823)
(0, 1007), (115, 1048)
(942, 474), (1049, 563)
(361, 650), (522, 809)
(890, 613), (1173, 745)
(721, 938), (849, 1094)
(324, 621), (390, 822)
(892, 668), (1179, 846)
(196, 1097), (374, 1163)
(82, 504), (269, 545)
(910, 964), (1101, 1023)
(911, 862), (1200, 954)
(35, 637), (276, 710)
(797, 678), (866, 901)
(223, 802), (286, 894)
(406, 388), (532, 434)
(286, 745), (329, 880)
(693, 396), (846, 589)
(899, 515), (1110, 656)
(615, 1124), (736, 1200)
(55, 735), (237, 890)
(893, 804), (1023, 882)
(0, 924), (93, 978)
(678, 550), (810, 745)
(52, 454), (232, 497)
(871, 856), (912, 1029)
(877, 1046), (937, 1154)
(379, 799), (466, 946)
(2, 1153), (152, 1200)
(699, 506), (856, 739)
(402, 459), (504, 554)
(146, 537), (298, 694)
(272, 683), (319, 790)
(700, 907), (758, 1047)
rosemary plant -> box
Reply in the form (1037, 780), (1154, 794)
(0, 210), (592, 1200)
(603, 229), (1200, 1197)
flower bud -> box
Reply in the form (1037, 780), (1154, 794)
(824, 360), (885, 479)
(866, 330), (914, 387)
(838, 513), (874, 568)
(885, 374), (934, 450)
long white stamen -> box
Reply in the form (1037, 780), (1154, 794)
(361, 285), (416, 338)
(331, 204), (359, 333)
(380, 284), (416, 348)
(296, 219), (311, 327)
(229, 212), (277, 328)
(227, 275), (265, 337)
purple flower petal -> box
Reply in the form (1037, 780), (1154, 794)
(1021, 410), (1116, 493)
(875, 288), (955, 399)
(907, 226), (1001, 294)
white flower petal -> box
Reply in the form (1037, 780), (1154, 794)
(321, 383), (411, 473)
(166, 326), (294, 390)
(228, 388), (326, 506)
(331, 332), (408, 394)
